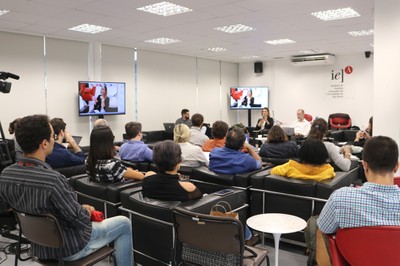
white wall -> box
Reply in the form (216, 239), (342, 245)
(0, 31), (239, 146)
(239, 55), (374, 129)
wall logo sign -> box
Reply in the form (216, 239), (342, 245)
(326, 66), (355, 99)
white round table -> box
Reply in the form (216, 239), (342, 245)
(247, 213), (307, 266)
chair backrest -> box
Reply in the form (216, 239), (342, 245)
(173, 206), (244, 265)
(13, 210), (64, 249)
(304, 114), (313, 122)
(328, 113), (351, 129)
(329, 226), (400, 266)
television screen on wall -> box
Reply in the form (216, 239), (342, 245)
(229, 86), (269, 110)
(78, 81), (126, 116)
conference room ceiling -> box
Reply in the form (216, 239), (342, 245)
(0, 0), (374, 63)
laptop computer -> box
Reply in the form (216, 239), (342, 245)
(281, 127), (295, 136)
(72, 135), (82, 145)
(163, 123), (175, 132)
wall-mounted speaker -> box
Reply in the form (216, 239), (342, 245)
(254, 62), (263, 73)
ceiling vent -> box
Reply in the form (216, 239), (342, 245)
(290, 53), (336, 66)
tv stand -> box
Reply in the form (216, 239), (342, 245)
(247, 109), (252, 127)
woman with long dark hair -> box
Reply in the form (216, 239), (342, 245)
(86, 126), (151, 183)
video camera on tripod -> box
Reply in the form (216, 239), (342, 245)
(0, 71), (20, 94)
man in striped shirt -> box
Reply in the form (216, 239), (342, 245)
(0, 115), (132, 265)
(318, 136), (400, 234)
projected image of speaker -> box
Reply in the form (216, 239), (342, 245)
(254, 62), (263, 73)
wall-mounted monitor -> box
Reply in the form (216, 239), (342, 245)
(230, 86), (269, 110)
(78, 81), (126, 116)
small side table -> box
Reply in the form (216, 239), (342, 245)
(247, 213), (307, 266)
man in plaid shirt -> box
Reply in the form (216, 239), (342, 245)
(318, 136), (400, 234)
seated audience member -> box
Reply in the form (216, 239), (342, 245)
(255, 107), (274, 131)
(8, 118), (23, 160)
(353, 116), (373, 147)
(175, 108), (192, 127)
(308, 118), (352, 171)
(318, 136), (400, 234)
(290, 109), (311, 137)
(271, 138), (335, 181)
(259, 125), (299, 158)
(86, 125), (153, 183)
(94, 118), (109, 127)
(46, 118), (85, 168)
(209, 127), (262, 174)
(0, 115), (132, 265)
(120, 122), (152, 162)
(142, 140), (202, 201)
(190, 113), (209, 147)
(202, 120), (229, 152)
(174, 124), (208, 168)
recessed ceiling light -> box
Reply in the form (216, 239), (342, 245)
(265, 39), (296, 45)
(137, 1), (192, 16)
(0, 9), (10, 16)
(204, 47), (227, 52)
(311, 7), (360, 21)
(241, 55), (260, 60)
(298, 49), (324, 54)
(348, 29), (374, 36)
(144, 37), (181, 45)
(214, 24), (255, 34)
(69, 24), (111, 34)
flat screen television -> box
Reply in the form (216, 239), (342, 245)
(78, 81), (126, 116)
(229, 86), (269, 110)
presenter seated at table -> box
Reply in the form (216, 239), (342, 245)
(290, 109), (311, 137)
(142, 140), (202, 202)
(308, 118), (352, 171)
(271, 138), (335, 181)
(202, 120), (229, 152)
(259, 125), (299, 158)
(255, 107), (274, 131)
(174, 124), (208, 168)
(86, 125), (154, 183)
(175, 108), (192, 127)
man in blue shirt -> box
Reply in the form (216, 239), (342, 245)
(119, 122), (153, 162)
(46, 118), (85, 168)
(209, 127), (262, 174)
(318, 136), (400, 234)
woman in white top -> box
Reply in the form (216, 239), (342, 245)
(174, 124), (208, 168)
(307, 118), (352, 171)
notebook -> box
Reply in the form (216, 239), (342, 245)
(163, 123), (175, 132)
(72, 135), (82, 145)
(281, 127), (295, 136)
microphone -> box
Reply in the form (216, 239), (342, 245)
(0, 71), (20, 80)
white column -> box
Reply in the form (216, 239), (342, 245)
(373, 0), (400, 144)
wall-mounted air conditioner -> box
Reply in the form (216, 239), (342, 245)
(290, 53), (336, 66)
